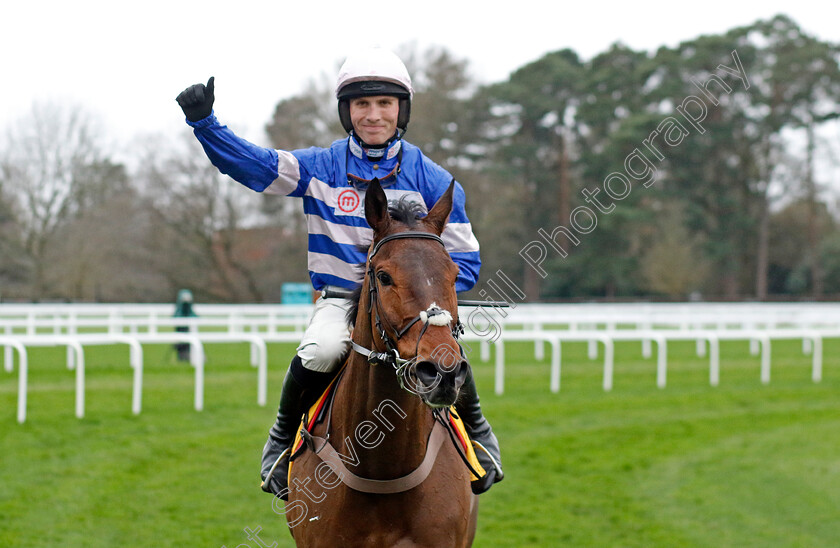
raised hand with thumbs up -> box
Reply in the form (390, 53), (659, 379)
(176, 77), (215, 122)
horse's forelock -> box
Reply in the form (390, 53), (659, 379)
(387, 197), (426, 228)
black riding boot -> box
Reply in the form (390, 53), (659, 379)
(456, 367), (504, 494)
(260, 355), (334, 500)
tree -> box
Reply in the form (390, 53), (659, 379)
(563, 44), (659, 299)
(639, 34), (762, 298)
(0, 184), (26, 297)
(135, 133), (272, 302)
(0, 102), (121, 300)
(479, 49), (585, 299)
(749, 15), (840, 297)
(265, 76), (344, 151)
(640, 16), (840, 299)
(398, 45), (476, 167)
(47, 186), (170, 301)
(639, 203), (710, 298)
(767, 199), (835, 295)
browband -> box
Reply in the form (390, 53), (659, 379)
(368, 232), (444, 260)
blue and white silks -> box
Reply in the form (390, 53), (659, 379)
(188, 113), (481, 292)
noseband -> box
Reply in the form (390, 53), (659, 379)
(350, 231), (465, 393)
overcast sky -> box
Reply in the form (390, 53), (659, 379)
(2, 1), (837, 148)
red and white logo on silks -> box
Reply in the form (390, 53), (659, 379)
(336, 189), (361, 214)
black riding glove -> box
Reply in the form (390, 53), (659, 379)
(176, 76), (215, 122)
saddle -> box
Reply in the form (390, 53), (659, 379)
(288, 370), (486, 492)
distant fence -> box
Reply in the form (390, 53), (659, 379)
(3, 302), (839, 423)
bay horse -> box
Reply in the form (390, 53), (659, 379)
(282, 178), (479, 547)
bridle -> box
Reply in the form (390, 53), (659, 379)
(350, 231), (465, 394)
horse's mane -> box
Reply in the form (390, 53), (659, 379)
(346, 285), (364, 327)
(345, 197), (429, 326)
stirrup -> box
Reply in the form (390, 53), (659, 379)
(472, 439), (504, 480)
(261, 447), (291, 494)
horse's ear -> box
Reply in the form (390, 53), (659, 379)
(364, 178), (391, 235)
(424, 180), (455, 236)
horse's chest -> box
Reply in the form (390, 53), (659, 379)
(294, 501), (468, 548)
(288, 450), (474, 547)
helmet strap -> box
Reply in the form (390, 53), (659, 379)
(397, 97), (411, 132)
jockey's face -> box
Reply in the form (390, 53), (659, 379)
(349, 95), (399, 146)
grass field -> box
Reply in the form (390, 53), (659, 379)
(1, 337), (839, 547)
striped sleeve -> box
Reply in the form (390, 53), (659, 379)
(189, 114), (304, 195)
(437, 178), (481, 292)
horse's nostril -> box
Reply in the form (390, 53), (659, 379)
(414, 361), (439, 385)
(414, 359), (467, 385)
(455, 361), (468, 383)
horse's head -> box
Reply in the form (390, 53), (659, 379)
(359, 178), (468, 408)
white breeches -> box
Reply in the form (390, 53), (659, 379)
(296, 296), (353, 373)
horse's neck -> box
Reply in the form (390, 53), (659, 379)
(341, 348), (429, 431)
(332, 294), (435, 477)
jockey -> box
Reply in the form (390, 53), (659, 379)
(176, 47), (503, 497)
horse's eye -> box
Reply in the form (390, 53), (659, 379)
(376, 271), (393, 286)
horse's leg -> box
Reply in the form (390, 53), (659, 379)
(284, 453), (325, 547)
(466, 494), (479, 547)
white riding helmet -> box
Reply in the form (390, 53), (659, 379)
(335, 47), (414, 135)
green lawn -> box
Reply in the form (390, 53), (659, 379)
(1, 338), (838, 547)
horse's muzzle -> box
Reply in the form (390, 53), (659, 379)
(413, 357), (468, 407)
